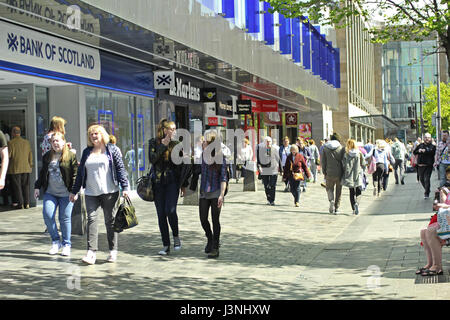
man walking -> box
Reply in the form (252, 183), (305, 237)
(413, 133), (436, 199)
(321, 133), (345, 214)
(391, 138), (407, 185)
(7, 127), (33, 209)
(435, 130), (449, 187)
(257, 136), (281, 206)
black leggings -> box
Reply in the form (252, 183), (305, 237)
(349, 187), (362, 210)
(372, 163), (385, 194)
(199, 198), (222, 245)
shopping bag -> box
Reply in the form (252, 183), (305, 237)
(113, 195), (138, 233)
(437, 208), (450, 240)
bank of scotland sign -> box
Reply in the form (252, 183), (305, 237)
(0, 21), (100, 80)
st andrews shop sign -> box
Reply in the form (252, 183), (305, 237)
(0, 20), (100, 80)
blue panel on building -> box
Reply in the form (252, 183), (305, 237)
(222, 0), (235, 18)
(301, 19), (311, 70)
(263, 2), (274, 45)
(246, 0), (260, 33)
(311, 29), (320, 76)
(0, 51), (156, 97)
(279, 14), (291, 54)
(292, 18), (301, 63)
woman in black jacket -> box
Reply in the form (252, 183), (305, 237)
(149, 119), (189, 255)
(34, 132), (78, 257)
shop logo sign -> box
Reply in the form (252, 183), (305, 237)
(7, 33), (19, 52)
(169, 77), (200, 102)
(154, 70), (175, 89)
(1, 21), (101, 80)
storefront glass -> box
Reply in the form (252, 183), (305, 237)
(85, 88), (154, 189)
(35, 86), (49, 171)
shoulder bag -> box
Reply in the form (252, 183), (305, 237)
(136, 165), (154, 202)
(291, 158), (304, 181)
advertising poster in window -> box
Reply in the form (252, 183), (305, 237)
(298, 122), (312, 141)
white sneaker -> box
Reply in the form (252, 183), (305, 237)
(61, 245), (71, 257)
(107, 250), (118, 263)
(49, 241), (61, 255)
(174, 237), (181, 251)
(82, 250), (96, 265)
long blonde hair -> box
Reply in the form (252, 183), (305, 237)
(345, 139), (356, 154)
(50, 132), (70, 162)
(157, 119), (176, 140)
(156, 119), (176, 161)
(87, 124), (110, 147)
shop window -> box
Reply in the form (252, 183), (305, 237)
(85, 88), (154, 190)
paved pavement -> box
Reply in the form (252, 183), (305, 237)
(0, 169), (448, 300)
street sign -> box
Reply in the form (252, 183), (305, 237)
(154, 70), (175, 89)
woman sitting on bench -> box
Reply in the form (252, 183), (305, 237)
(417, 167), (450, 276)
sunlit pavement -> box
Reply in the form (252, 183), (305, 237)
(0, 169), (447, 300)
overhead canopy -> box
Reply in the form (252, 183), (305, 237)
(351, 114), (399, 129)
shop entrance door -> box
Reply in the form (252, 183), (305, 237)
(0, 85), (36, 207)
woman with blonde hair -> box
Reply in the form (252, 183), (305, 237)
(341, 139), (365, 215)
(34, 132), (78, 256)
(149, 119), (189, 255)
(236, 137), (253, 183)
(196, 131), (228, 258)
(70, 124), (129, 265)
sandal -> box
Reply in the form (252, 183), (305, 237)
(421, 269), (443, 276)
(415, 267), (429, 275)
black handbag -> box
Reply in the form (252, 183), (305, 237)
(113, 195), (138, 233)
(136, 167), (154, 202)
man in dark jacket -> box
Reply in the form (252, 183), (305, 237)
(322, 133), (345, 214)
(413, 133), (436, 199)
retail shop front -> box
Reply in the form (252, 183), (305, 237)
(0, 19), (156, 206)
(156, 73), (204, 135)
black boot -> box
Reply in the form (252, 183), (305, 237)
(207, 239), (220, 258)
(204, 237), (213, 254)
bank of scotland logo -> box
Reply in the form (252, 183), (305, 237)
(7, 33), (18, 52)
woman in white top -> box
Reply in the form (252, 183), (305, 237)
(236, 138), (253, 182)
(70, 125), (129, 265)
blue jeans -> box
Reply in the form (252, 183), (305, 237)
(43, 193), (73, 246)
(289, 178), (301, 203)
(439, 163), (450, 187)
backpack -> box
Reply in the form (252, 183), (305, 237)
(391, 143), (402, 160)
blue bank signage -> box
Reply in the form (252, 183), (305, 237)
(0, 20), (101, 80)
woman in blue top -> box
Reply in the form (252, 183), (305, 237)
(365, 140), (388, 197)
(198, 131), (228, 258)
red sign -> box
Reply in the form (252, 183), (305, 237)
(260, 100), (278, 112)
(208, 117), (219, 126)
(285, 112), (298, 126)
(222, 118), (227, 127)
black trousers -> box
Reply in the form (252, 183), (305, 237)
(199, 197), (221, 248)
(417, 165), (433, 196)
(372, 163), (385, 194)
(9, 173), (30, 206)
(349, 187), (362, 210)
(261, 174), (278, 203)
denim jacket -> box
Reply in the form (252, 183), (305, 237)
(71, 143), (129, 195)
